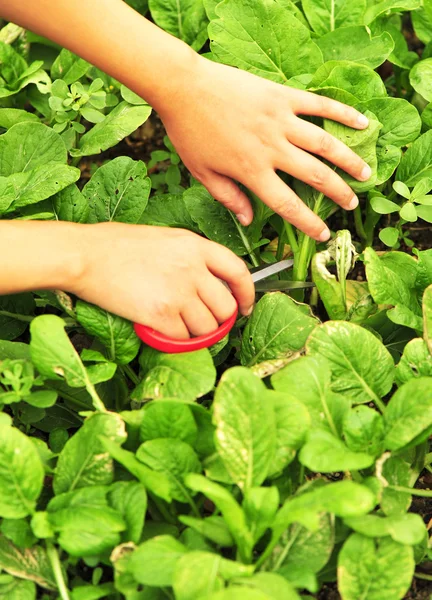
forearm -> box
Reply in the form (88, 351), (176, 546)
(0, 0), (198, 115)
(0, 221), (84, 295)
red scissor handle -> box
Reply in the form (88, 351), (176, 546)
(134, 306), (238, 353)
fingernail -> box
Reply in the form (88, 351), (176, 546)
(357, 114), (369, 128)
(348, 195), (359, 210)
(361, 165), (372, 181)
(237, 213), (249, 226)
(318, 228), (330, 242)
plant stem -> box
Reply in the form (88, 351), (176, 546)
(353, 205), (367, 246)
(0, 311), (76, 327)
(284, 222), (299, 255)
(46, 541), (70, 600)
(373, 395), (386, 414)
(388, 485), (432, 497)
(85, 380), (107, 413)
(122, 364), (140, 386)
(415, 572), (432, 582)
(230, 212), (259, 267)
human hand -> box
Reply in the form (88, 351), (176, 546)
(158, 57), (372, 242)
(71, 223), (254, 339)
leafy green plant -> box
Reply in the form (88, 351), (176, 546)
(0, 2), (431, 600)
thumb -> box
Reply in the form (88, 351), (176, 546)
(203, 172), (254, 226)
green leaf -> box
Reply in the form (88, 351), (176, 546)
(412, 6), (432, 44)
(309, 61), (387, 101)
(179, 515), (234, 547)
(47, 486), (125, 557)
(53, 412), (126, 495)
(0, 519), (36, 549)
(395, 338), (432, 385)
(316, 27), (393, 69)
(396, 129), (432, 186)
(82, 156), (150, 224)
(76, 301), (140, 365)
(173, 551), (225, 599)
(381, 456), (412, 516)
(306, 321), (394, 404)
(338, 533), (414, 600)
(0, 536), (56, 590)
(343, 406), (384, 456)
(241, 293), (318, 366)
(424, 284), (432, 353)
(410, 57), (432, 102)
(344, 513), (426, 545)
(360, 98), (421, 149)
(127, 535), (187, 586)
(301, 0), (366, 35)
(140, 401), (198, 446)
(0, 578), (36, 599)
(0, 109), (39, 129)
(149, 0), (208, 51)
(24, 390), (57, 408)
(0, 425), (44, 518)
(51, 184), (90, 223)
(243, 486), (279, 544)
(138, 347), (216, 402)
(417, 203), (432, 223)
(139, 192), (198, 230)
(51, 49), (90, 85)
(108, 481), (147, 544)
(379, 226), (399, 247)
(209, 0), (323, 84)
(299, 429), (375, 472)
(324, 110), (381, 193)
(370, 196), (400, 214)
(399, 202), (417, 222)
(73, 101), (151, 157)
(364, 0), (421, 25)
(384, 377), (432, 450)
(137, 438), (201, 502)
(213, 367), (275, 490)
(183, 184), (251, 256)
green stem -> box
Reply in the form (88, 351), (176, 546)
(122, 364), (140, 386)
(272, 525), (301, 572)
(373, 395), (386, 414)
(230, 212), (259, 267)
(85, 379), (107, 413)
(284, 222), (299, 255)
(46, 541), (70, 600)
(414, 572), (432, 582)
(0, 311), (76, 327)
(353, 205), (367, 246)
(388, 485), (432, 498)
(149, 494), (177, 525)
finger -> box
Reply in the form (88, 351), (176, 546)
(181, 300), (219, 337)
(277, 143), (358, 210)
(147, 311), (190, 340)
(287, 117), (371, 183)
(288, 89), (369, 130)
(204, 243), (255, 316)
(199, 275), (238, 323)
(250, 172), (329, 241)
(202, 171), (254, 226)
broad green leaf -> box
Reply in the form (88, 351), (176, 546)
(271, 515), (334, 586)
(0, 519), (36, 549)
(399, 201), (417, 221)
(138, 347), (216, 402)
(375, 145), (401, 186)
(173, 551), (225, 599)
(183, 184), (251, 255)
(412, 6), (432, 43)
(306, 321), (394, 404)
(301, 0), (366, 35)
(381, 456), (412, 516)
(396, 129), (432, 186)
(179, 515), (234, 547)
(299, 429), (375, 472)
(243, 486), (279, 544)
(338, 533), (414, 600)
(324, 110), (381, 193)
(0, 294), (34, 341)
(51, 49), (90, 85)
(227, 573), (300, 599)
(149, 0), (208, 51)
(424, 284), (432, 353)
(410, 58), (432, 102)
(213, 367), (276, 490)
(209, 0), (323, 84)
(364, 0), (421, 25)
(51, 184), (90, 223)
(359, 97), (421, 148)
(370, 196), (400, 214)
(70, 583), (115, 600)
(140, 401), (198, 446)
(53, 412), (126, 495)
(384, 377), (432, 450)
(309, 61), (387, 101)
(47, 486), (125, 557)
(139, 192), (198, 231)
(395, 338), (432, 385)
(137, 438), (201, 502)
(316, 27), (393, 69)
(0, 578), (35, 599)
(241, 293), (318, 366)
(76, 301), (140, 365)
(108, 481), (147, 544)
(82, 156), (150, 223)
(344, 513), (426, 545)
(0, 536), (56, 590)
(417, 204), (432, 222)
(0, 425), (44, 519)
(99, 436), (172, 502)
(73, 101), (152, 157)
(370, 15), (419, 70)
(0, 109), (39, 129)
(343, 406), (384, 456)
(379, 226), (399, 247)
(267, 392), (310, 477)
(127, 535), (187, 586)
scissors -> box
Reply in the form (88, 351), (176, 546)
(134, 259), (314, 354)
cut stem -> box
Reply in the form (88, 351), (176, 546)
(46, 541), (70, 600)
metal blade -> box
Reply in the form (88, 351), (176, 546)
(251, 259), (294, 283)
(254, 280), (315, 291)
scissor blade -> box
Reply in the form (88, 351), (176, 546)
(251, 259), (294, 283)
(254, 280), (315, 291)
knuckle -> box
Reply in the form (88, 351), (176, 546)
(150, 297), (176, 320)
(309, 168), (328, 188)
(317, 134), (334, 154)
(277, 195), (300, 220)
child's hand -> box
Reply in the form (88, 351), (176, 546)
(72, 224), (254, 339)
(158, 57), (371, 242)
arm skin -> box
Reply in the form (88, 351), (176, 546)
(0, 0), (371, 337)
